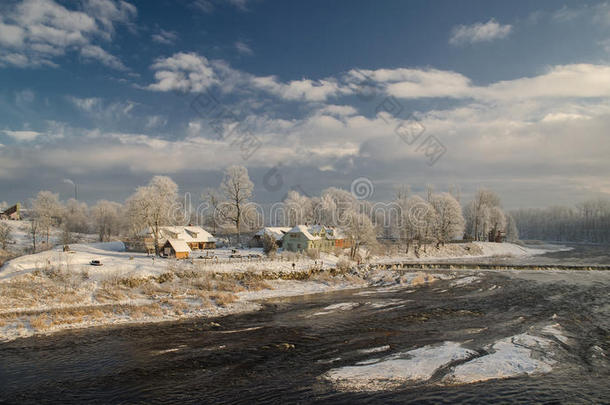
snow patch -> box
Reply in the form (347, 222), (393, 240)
(313, 302), (359, 316)
(444, 333), (556, 384)
(357, 345), (391, 355)
(323, 341), (476, 391)
(451, 276), (480, 287)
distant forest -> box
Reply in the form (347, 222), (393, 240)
(511, 198), (610, 243)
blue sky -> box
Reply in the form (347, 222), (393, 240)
(1, 0), (610, 208)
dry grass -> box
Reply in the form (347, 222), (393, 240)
(211, 291), (237, 307)
(0, 252), (373, 340)
(411, 272), (438, 286)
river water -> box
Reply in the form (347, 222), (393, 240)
(1, 245), (609, 404)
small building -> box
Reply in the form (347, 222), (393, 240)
(0, 203), (20, 220)
(282, 225), (348, 252)
(250, 227), (291, 248)
(126, 225), (216, 255)
(163, 239), (191, 259)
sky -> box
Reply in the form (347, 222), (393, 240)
(1, 0), (610, 208)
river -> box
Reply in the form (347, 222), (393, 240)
(0, 245), (609, 404)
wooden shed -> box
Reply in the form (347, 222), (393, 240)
(162, 239), (191, 259)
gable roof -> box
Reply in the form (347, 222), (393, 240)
(284, 225), (348, 241)
(255, 227), (291, 241)
(151, 226), (216, 243)
(166, 239), (191, 253)
(287, 225), (319, 240)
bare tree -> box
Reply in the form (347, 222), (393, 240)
(0, 222), (12, 250)
(220, 165), (254, 245)
(29, 218), (39, 252)
(126, 176), (179, 255)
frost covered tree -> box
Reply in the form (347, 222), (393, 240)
(220, 165), (254, 245)
(283, 190), (313, 226)
(430, 192), (465, 246)
(201, 188), (223, 234)
(505, 213), (519, 242)
(405, 195), (437, 254)
(126, 176), (179, 255)
(92, 200), (122, 242)
(345, 210), (377, 260)
(31, 190), (62, 246)
(315, 187), (359, 227)
(0, 222), (12, 250)
(511, 198), (610, 243)
(29, 218), (39, 252)
(62, 198), (89, 234)
(464, 189), (506, 241)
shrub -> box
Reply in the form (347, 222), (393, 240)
(262, 234), (278, 255)
(306, 248), (320, 260)
(336, 258), (352, 271)
(156, 272), (175, 284)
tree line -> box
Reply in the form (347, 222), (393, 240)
(511, 198), (610, 243)
(1, 166), (520, 257)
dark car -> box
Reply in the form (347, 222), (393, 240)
(90, 260), (103, 266)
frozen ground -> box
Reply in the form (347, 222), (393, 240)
(0, 241), (549, 282)
(0, 219), (97, 257)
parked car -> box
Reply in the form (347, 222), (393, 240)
(90, 260), (103, 266)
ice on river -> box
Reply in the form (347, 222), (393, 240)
(323, 341), (476, 391)
(324, 324), (566, 391)
(443, 333), (557, 384)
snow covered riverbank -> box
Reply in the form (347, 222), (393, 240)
(0, 241), (555, 342)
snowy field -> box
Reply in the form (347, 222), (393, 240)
(0, 219), (97, 256)
(0, 241), (548, 282)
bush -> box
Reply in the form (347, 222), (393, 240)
(306, 248), (320, 260)
(336, 258), (352, 271)
(156, 272), (175, 284)
(262, 234), (277, 255)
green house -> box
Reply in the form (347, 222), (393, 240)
(282, 225), (336, 252)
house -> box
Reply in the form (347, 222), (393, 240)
(0, 203), (20, 220)
(282, 225), (349, 252)
(127, 225), (216, 255)
(160, 226), (216, 250)
(162, 239), (191, 259)
(250, 227), (291, 248)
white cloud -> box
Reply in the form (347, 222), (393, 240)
(0, 21), (25, 47)
(80, 44), (127, 70)
(0, 0), (136, 69)
(234, 41), (253, 55)
(449, 19), (512, 45)
(2, 130), (41, 141)
(145, 115), (167, 129)
(250, 76), (343, 101)
(356, 64), (610, 102)
(192, 0), (251, 13)
(68, 96), (103, 112)
(148, 52), (220, 92)
(151, 29), (178, 45)
(148, 52), (348, 101)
